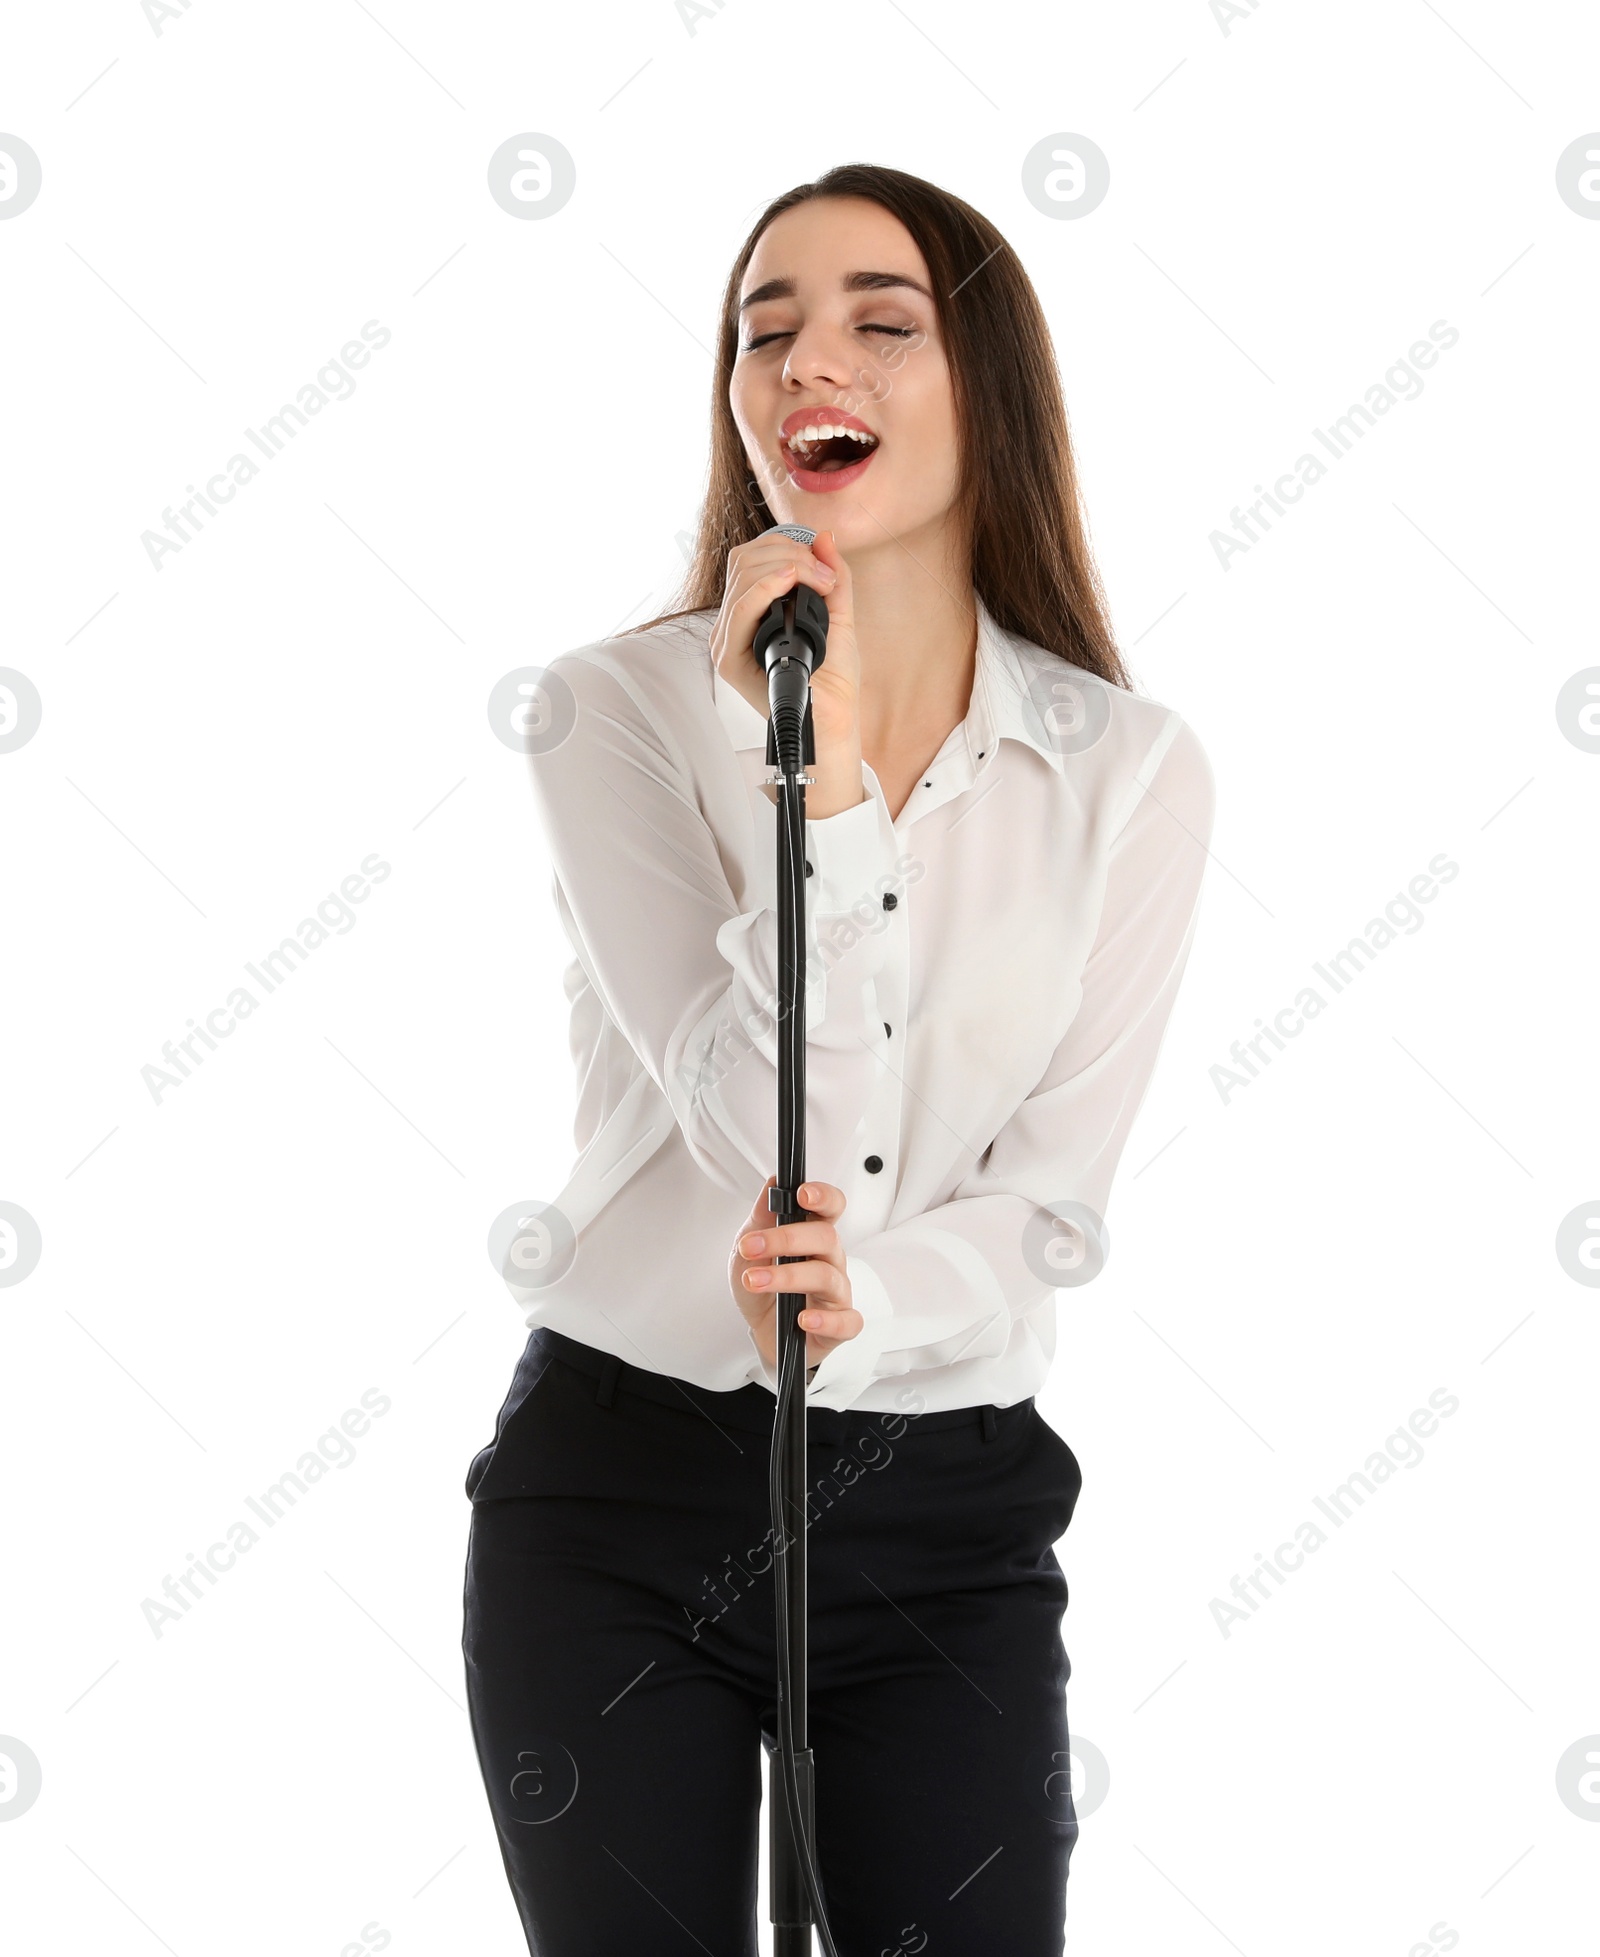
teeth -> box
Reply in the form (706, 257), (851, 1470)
(785, 422), (877, 456)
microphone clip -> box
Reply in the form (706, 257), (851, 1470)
(764, 689), (815, 771)
(752, 582), (830, 678)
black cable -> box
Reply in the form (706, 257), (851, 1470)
(768, 1333), (839, 1957)
(768, 761), (840, 1956)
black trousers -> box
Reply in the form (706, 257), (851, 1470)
(461, 1326), (1084, 1956)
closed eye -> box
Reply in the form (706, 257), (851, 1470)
(740, 323), (917, 353)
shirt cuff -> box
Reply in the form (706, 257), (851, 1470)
(804, 1254), (895, 1410)
(805, 775), (900, 920)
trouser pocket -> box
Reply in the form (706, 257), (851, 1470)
(1031, 1409), (1083, 1533)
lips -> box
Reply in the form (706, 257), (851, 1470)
(778, 406), (880, 495)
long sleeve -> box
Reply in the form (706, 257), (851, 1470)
(527, 650), (904, 1197)
(804, 713), (1215, 1408)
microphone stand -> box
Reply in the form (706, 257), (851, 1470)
(756, 538), (839, 1957)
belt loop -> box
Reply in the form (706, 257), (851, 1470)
(595, 1355), (622, 1409)
(979, 1405), (998, 1443)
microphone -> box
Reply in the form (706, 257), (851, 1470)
(752, 524), (829, 777)
(752, 524), (830, 676)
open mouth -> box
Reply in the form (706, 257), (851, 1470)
(783, 422), (880, 474)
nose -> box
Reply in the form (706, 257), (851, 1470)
(781, 317), (856, 396)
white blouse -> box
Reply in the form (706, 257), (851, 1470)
(506, 596), (1214, 1414)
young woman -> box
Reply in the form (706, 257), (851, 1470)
(462, 163), (1213, 1954)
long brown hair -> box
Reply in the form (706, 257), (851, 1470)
(631, 162), (1128, 689)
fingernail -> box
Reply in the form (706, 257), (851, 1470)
(748, 1270), (771, 1287)
(742, 1233), (765, 1254)
(800, 1185), (816, 1202)
(802, 1313), (822, 1329)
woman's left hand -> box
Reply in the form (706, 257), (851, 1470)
(729, 1175), (861, 1374)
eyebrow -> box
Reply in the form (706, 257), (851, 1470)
(737, 269), (933, 312)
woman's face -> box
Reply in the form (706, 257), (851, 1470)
(730, 196), (962, 558)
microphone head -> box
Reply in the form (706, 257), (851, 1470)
(759, 523), (817, 547)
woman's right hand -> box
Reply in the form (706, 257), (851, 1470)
(709, 528), (864, 821)
(728, 1174), (862, 1375)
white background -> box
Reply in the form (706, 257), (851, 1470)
(2, 1), (1597, 1951)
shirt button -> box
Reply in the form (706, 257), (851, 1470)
(864, 1155), (883, 1174)
(881, 892), (898, 911)
(804, 859), (813, 876)
(883, 1021), (892, 1038)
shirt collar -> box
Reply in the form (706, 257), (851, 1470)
(967, 595), (1077, 778)
(711, 593), (1077, 777)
